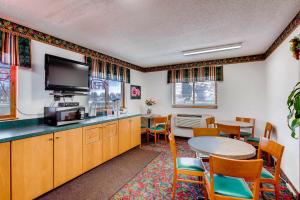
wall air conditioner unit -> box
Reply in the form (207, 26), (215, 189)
(175, 114), (206, 128)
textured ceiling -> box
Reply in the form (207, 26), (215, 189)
(0, 0), (299, 67)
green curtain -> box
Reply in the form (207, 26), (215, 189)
(167, 66), (223, 83)
(86, 56), (130, 83)
(0, 30), (31, 68)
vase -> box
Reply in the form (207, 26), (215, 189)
(146, 106), (152, 115)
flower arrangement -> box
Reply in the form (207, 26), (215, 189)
(145, 99), (157, 114)
(289, 35), (300, 60)
(145, 99), (157, 106)
(287, 82), (300, 139)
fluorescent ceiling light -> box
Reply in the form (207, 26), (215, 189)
(183, 43), (242, 56)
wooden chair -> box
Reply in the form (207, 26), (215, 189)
(217, 124), (241, 139)
(205, 155), (263, 200)
(247, 122), (273, 146)
(169, 133), (205, 199)
(166, 114), (172, 133)
(257, 137), (284, 200)
(193, 128), (220, 137)
(146, 116), (168, 144)
(206, 116), (216, 128)
(236, 117), (255, 139)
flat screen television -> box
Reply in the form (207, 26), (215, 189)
(45, 54), (89, 92)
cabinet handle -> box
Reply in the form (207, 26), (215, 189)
(55, 136), (60, 139)
(48, 138), (53, 141)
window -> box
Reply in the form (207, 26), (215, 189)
(89, 78), (124, 110)
(172, 81), (217, 108)
(0, 63), (16, 119)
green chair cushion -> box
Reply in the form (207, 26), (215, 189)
(246, 137), (260, 143)
(261, 168), (274, 179)
(176, 157), (204, 172)
(149, 126), (165, 132)
(206, 174), (253, 199)
(219, 132), (227, 137)
(240, 131), (252, 137)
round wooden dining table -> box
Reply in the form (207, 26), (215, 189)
(216, 120), (254, 128)
(188, 136), (256, 159)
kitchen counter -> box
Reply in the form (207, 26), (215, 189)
(0, 113), (141, 143)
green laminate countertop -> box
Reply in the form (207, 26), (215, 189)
(0, 113), (141, 143)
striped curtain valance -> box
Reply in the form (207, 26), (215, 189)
(86, 56), (130, 83)
(167, 66), (223, 83)
(0, 30), (31, 68)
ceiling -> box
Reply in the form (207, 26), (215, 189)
(0, 0), (299, 67)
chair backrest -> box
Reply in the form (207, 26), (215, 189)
(209, 155), (263, 200)
(217, 124), (240, 139)
(263, 122), (273, 139)
(153, 116), (168, 129)
(206, 117), (216, 128)
(236, 117), (255, 124)
(257, 137), (284, 181)
(168, 133), (177, 169)
(236, 117), (255, 134)
(193, 128), (220, 137)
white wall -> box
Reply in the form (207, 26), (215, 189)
(125, 69), (147, 114)
(265, 26), (300, 192)
(143, 61), (267, 137)
(17, 40), (144, 119)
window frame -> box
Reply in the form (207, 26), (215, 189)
(89, 78), (125, 109)
(0, 65), (17, 120)
(172, 81), (217, 109)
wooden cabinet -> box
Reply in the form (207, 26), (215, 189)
(0, 142), (10, 200)
(118, 118), (131, 154)
(83, 125), (103, 172)
(11, 134), (54, 200)
(131, 117), (141, 148)
(54, 128), (83, 187)
(102, 121), (119, 162)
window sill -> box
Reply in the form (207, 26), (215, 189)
(172, 104), (218, 109)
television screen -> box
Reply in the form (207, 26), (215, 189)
(45, 54), (89, 92)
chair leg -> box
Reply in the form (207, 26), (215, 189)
(260, 183), (264, 199)
(275, 183), (280, 200)
(172, 174), (177, 199)
(147, 131), (149, 144)
(165, 133), (167, 143)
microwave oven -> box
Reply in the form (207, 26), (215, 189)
(44, 106), (85, 126)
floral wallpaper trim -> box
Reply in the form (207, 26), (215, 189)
(145, 54), (265, 72)
(0, 18), (144, 71)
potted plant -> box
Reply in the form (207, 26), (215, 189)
(145, 99), (157, 115)
(289, 35), (300, 60)
(287, 82), (300, 139)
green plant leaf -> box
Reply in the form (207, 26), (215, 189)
(290, 118), (300, 139)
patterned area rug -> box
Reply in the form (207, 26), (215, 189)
(112, 137), (296, 200)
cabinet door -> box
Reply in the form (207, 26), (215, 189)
(54, 128), (83, 187)
(102, 122), (119, 162)
(0, 142), (10, 200)
(118, 118), (131, 154)
(131, 117), (141, 148)
(83, 125), (103, 172)
(12, 134), (54, 200)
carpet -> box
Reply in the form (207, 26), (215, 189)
(37, 147), (160, 200)
(113, 138), (296, 200)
